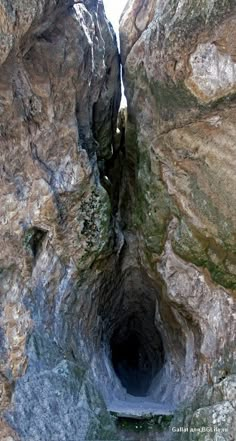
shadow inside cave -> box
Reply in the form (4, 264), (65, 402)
(96, 265), (193, 418)
(110, 314), (164, 397)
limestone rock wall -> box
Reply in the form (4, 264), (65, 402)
(0, 1), (120, 439)
(1, 0), (236, 439)
(120, 0), (236, 438)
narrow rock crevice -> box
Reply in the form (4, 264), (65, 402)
(23, 227), (48, 260)
(1, 0), (236, 439)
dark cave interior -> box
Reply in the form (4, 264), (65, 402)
(98, 267), (166, 397)
(96, 265), (198, 408)
(110, 314), (164, 396)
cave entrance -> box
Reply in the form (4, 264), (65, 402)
(98, 268), (189, 413)
(110, 314), (164, 397)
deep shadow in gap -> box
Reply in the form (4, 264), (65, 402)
(110, 313), (164, 396)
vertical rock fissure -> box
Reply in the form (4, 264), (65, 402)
(1, 1), (236, 439)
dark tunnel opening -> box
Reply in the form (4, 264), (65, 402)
(110, 314), (165, 397)
(98, 267), (202, 408)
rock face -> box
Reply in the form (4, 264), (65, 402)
(0, 1), (121, 439)
(1, 0), (236, 440)
(120, 0), (236, 438)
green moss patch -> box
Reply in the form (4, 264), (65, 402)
(172, 219), (236, 289)
(131, 143), (177, 255)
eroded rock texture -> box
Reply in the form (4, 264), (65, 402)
(120, 0), (236, 439)
(1, 0), (236, 440)
(0, 1), (121, 439)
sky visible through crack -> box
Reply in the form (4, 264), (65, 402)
(103, 0), (128, 39)
(103, 0), (128, 107)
